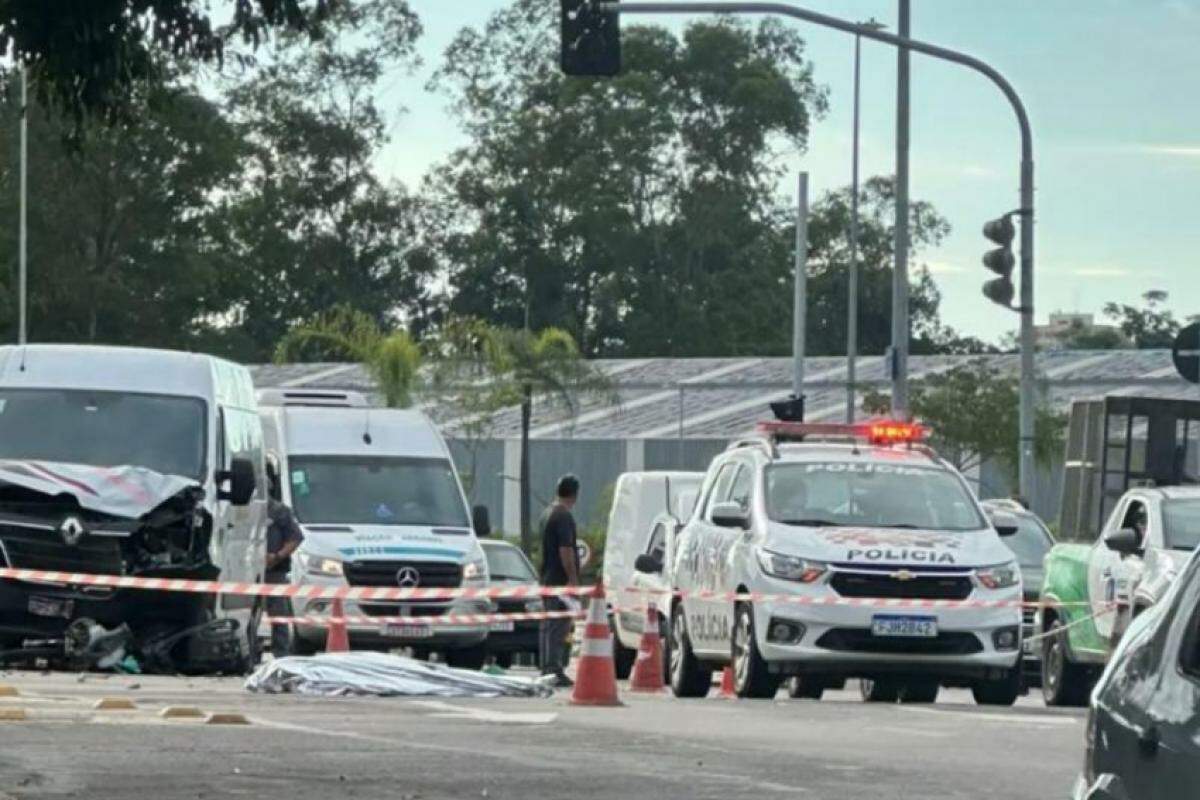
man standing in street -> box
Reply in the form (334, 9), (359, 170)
(265, 464), (304, 659)
(539, 474), (581, 688)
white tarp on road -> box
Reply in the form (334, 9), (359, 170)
(0, 460), (199, 520)
(245, 652), (555, 698)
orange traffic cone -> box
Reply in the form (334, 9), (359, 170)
(570, 586), (622, 707)
(325, 597), (350, 653)
(717, 665), (737, 699)
(629, 602), (666, 693)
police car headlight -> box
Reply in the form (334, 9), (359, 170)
(976, 562), (1019, 590)
(756, 548), (827, 584)
(462, 557), (489, 584)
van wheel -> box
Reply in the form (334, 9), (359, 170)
(732, 603), (780, 699)
(859, 678), (900, 702)
(668, 605), (711, 698)
(973, 668), (1021, 706)
(289, 628), (320, 656)
(611, 616), (636, 680)
(786, 676), (824, 700)
(1042, 616), (1092, 707)
(899, 680), (939, 704)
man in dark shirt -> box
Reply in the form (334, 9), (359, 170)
(539, 474), (581, 687)
(265, 467), (304, 658)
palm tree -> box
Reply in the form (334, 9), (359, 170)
(274, 306), (422, 408)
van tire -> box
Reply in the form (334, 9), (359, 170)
(1042, 616), (1092, 707)
(447, 644), (488, 672)
(859, 678), (900, 703)
(611, 617), (637, 680)
(786, 676), (824, 700)
(290, 628), (321, 656)
(240, 600), (264, 674)
(668, 605), (711, 698)
(732, 603), (780, 699)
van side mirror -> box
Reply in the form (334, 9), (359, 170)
(990, 510), (1020, 537)
(472, 505), (492, 537)
(218, 457), (256, 506)
(1105, 527), (1143, 556)
(634, 554), (663, 574)
(711, 501), (750, 530)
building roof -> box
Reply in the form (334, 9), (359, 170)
(249, 350), (1195, 441)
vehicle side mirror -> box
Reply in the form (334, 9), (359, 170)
(217, 457), (256, 506)
(472, 505), (491, 537)
(634, 554), (663, 574)
(711, 501), (750, 530)
(1105, 527), (1143, 556)
(990, 510), (1019, 537)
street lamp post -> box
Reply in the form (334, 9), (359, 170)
(847, 18), (886, 424)
(18, 67), (27, 345)
(598, 1), (1038, 500)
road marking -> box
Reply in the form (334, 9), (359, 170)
(408, 700), (558, 725)
(903, 706), (1081, 727)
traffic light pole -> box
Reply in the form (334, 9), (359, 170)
(598, 0), (1037, 499)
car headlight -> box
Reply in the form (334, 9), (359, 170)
(306, 556), (343, 577)
(976, 562), (1020, 590)
(462, 557), (488, 583)
(756, 548), (827, 583)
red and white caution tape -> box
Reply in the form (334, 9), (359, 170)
(1021, 603), (1117, 645)
(266, 610), (584, 628)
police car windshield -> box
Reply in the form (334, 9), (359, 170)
(765, 462), (985, 532)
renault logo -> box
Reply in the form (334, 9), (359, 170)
(396, 567), (421, 588)
(59, 517), (87, 547)
(892, 569), (917, 582)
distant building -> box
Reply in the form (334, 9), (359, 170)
(1035, 312), (1126, 350)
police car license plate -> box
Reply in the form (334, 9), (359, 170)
(383, 624), (434, 639)
(871, 615), (938, 638)
(489, 621), (515, 632)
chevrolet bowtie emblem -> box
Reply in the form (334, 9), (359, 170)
(892, 569), (917, 582)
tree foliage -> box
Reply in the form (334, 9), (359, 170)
(1103, 290), (1181, 349)
(863, 361), (1065, 480)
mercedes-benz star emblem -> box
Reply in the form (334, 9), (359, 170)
(396, 566), (421, 588)
(59, 516), (87, 547)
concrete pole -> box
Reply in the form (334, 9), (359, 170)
(891, 0), (911, 419)
(18, 67), (27, 345)
(793, 172), (809, 397)
(1018, 162), (1036, 500)
(847, 32), (862, 423)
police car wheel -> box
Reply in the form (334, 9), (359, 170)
(1041, 616), (1091, 707)
(859, 678), (900, 703)
(786, 676), (824, 700)
(732, 604), (780, 699)
(669, 605), (712, 698)
(898, 680), (939, 704)
(972, 667), (1021, 706)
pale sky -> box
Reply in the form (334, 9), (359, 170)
(374, 0), (1200, 346)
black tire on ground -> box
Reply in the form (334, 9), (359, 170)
(612, 617), (637, 680)
(859, 678), (901, 702)
(732, 603), (780, 699)
(899, 680), (940, 704)
(973, 668), (1021, 706)
(668, 604), (712, 698)
(446, 644), (488, 671)
(786, 676), (824, 700)
(493, 652), (514, 670)
(1041, 616), (1093, 707)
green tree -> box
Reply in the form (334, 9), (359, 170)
(208, 0), (432, 361)
(1103, 290), (1180, 349)
(0, 1), (335, 126)
(863, 361), (1065, 480)
(275, 306), (422, 408)
(1060, 321), (1126, 351)
(0, 75), (242, 345)
(427, 3), (828, 357)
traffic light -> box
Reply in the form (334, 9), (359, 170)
(561, 0), (621, 77)
(981, 214), (1016, 309)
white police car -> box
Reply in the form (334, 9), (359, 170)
(651, 421), (1025, 704)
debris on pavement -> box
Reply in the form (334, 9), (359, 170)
(245, 652), (555, 698)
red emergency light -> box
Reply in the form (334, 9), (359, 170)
(755, 420), (929, 447)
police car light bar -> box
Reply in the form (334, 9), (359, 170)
(756, 420), (929, 446)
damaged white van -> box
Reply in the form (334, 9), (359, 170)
(258, 390), (492, 669)
(0, 345), (267, 673)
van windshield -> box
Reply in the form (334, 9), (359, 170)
(0, 389), (206, 479)
(765, 462), (985, 532)
(289, 455), (469, 527)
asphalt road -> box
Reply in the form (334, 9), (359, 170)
(0, 669), (1084, 800)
